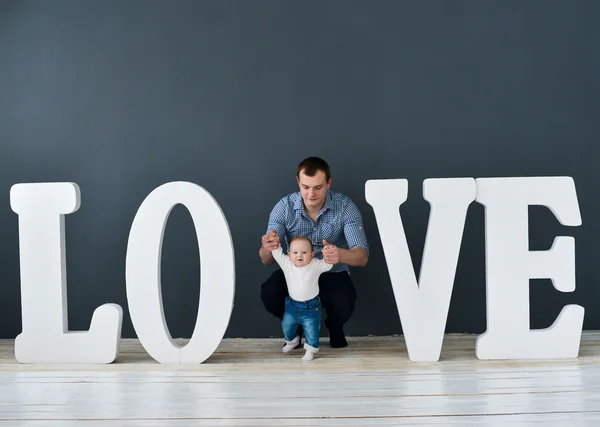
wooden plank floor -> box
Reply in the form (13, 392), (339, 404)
(1, 332), (600, 426)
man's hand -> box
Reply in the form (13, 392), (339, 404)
(322, 239), (341, 264)
(261, 229), (280, 253)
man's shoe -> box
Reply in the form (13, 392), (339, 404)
(325, 319), (348, 348)
(329, 333), (348, 348)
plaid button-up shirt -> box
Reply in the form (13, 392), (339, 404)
(266, 190), (369, 273)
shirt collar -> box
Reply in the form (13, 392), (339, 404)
(293, 190), (333, 213)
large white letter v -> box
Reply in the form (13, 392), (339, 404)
(365, 178), (475, 361)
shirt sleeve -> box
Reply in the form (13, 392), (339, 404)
(313, 258), (334, 273)
(271, 246), (286, 267)
(343, 199), (369, 254)
(266, 199), (290, 253)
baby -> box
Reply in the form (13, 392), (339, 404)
(271, 234), (333, 361)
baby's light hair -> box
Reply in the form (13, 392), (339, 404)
(290, 235), (313, 251)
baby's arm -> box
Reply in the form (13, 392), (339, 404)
(271, 246), (286, 266)
(271, 246), (293, 272)
(313, 258), (334, 273)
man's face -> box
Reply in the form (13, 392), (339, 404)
(297, 170), (331, 211)
(289, 239), (313, 267)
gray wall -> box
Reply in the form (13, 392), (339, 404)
(1, 0), (598, 339)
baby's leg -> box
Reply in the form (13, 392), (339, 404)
(300, 304), (321, 361)
(281, 308), (300, 353)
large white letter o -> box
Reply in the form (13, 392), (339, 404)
(126, 182), (235, 364)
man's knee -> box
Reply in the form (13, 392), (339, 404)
(260, 269), (287, 317)
(320, 273), (356, 322)
(329, 294), (355, 321)
(260, 268), (284, 295)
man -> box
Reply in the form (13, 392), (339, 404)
(259, 157), (369, 348)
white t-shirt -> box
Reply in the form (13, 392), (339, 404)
(272, 247), (333, 302)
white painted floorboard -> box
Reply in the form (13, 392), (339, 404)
(1, 333), (600, 426)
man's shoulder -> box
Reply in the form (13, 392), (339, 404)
(328, 190), (352, 201)
(327, 191), (356, 210)
(270, 192), (301, 219)
(277, 191), (302, 205)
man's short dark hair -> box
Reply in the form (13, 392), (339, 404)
(297, 157), (331, 182)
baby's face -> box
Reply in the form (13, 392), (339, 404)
(289, 239), (313, 267)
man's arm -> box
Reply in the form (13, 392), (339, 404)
(259, 229), (281, 266)
(259, 245), (276, 266)
(321, 198), (369, 267)
(322, 241), (368, 267)
(339, 246), (369, 267)
(342, 198), (369, 266)
(259, 200), (288, 266)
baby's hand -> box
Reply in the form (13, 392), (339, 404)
(322, 240), (340, 264)
(261, 229), (280, 253)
